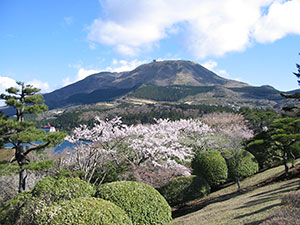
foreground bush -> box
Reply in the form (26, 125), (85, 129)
(224, 149), (259, 179)
(262, 191), (300, 225)
(192, 150), (228, 187)
(35, 197), (133, 225)
(96, 181), (172, 225)
(159, 175), (210, 206)
(32, 176), (95, 203)
(0, 177), (96, 225)
(0, 192), (48, 225)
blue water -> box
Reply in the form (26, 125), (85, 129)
(5, 141), (76, 153)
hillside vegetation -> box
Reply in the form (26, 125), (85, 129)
(171, 161), (300, 225)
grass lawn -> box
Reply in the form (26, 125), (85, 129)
(0, 148), (14, 161)
(171, 161), (300, 225)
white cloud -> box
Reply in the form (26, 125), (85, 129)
(0, 76), (17, 92)
(62, 59), (146, 87)
(88, 0), (300, 58)
(105, 59), (146, 72)
(0, 76), (17, 106)
(202, 60), (218, 71)
(202, 60), (232, 79)
(29, 79), (51, 93)
(63, 68), (101, 86)
(253, 0), (300, 43)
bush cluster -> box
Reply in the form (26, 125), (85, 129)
(32, 176), (95, 203)
(224, 149), (259, 179)
(0, 177), (96, 225)
(159, 175), (211, 206)
(96, 181), (172, 225)
(192, 150), (228, 187)
(1, 177), (172, 225)
(35, 197), (133, 225)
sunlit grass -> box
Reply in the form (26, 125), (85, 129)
(171, 160), (300, 225)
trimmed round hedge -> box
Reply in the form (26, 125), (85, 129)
(224, 149), (259, 179)
(192, 150), (228, 187)
(35, 197), (133, 225)
(159, 175), (211, 206)
(0, 177), (96, 225)
(96, 181), (172, 225)
(32, 176), (95, 203)
(0, 191), (33, 225)
(0, 192), (49, 225)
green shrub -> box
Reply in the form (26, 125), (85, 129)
(159, 175), (210, 206)
(32, 176), (95, 203)
(35, 197), (133, 225)
(192, 150), (228, 187)
(0, 191), (32, 225)
(224, 149), (259, 179)
(96, 181), (172, 225)
(0, 192), (48, 225)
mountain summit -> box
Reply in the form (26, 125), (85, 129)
(43, 60), (287, 109)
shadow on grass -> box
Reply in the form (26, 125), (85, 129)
(234, 203), (282, 219)
(172, 189), (246, 218)
(251, 180), (299, 198)
(244, 219), (266, 225)
(172, 164), (300, 219)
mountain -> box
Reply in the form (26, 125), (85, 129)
(43, 60), (292, 109)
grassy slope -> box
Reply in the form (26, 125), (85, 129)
(171, 162), (300, 225)
(0, 148), (14, 161)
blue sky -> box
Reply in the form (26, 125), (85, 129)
(1, 0), (300, 98)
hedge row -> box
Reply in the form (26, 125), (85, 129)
(0, 177), (172, 225)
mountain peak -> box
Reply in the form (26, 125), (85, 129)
(44, 59), (249, 109)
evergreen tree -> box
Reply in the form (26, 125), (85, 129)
(280, 54), (300, 117)
(269, 117), (300, 176)
(281, 53), (300, 101)
(0, 82), (66, 193)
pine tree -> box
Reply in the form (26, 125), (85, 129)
(0, 82), (66, 193)
(281, 54), (300, 117)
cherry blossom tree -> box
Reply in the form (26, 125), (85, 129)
(202, 112), (254, 190)
(63, 117), (213, 185)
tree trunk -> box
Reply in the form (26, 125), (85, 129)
(16, 143), (28, 193)
(235, 176), (241, 192)
(18, 166), (27, 193)
(283, 152), (289, 177)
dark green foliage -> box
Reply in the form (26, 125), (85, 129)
(192, 150), (228, 187)
(246, 131), (281, 169)
(291, 141), (300, 158)
(32, 177), (95, 203)
(0, 177), (96, 225)
(0, 160), (54, 176)
(0, 191), (33, 225)
(55, 169), (86, 179)
(131, 85), (215, 101)
(229, 86), (282, 101)
(0, 161), (19, 176)
(159, 175), (211, 206)
(0, 192), (49, 225)
(0, 81), (66, 193)
(35, 197), (133, 225)
(270, 118), (300, 174)
(224, 149), (259, 179)
(248, 117), (300, 174)
(36, 111), (81, 133)
(67, 87), (136, 104)
(91, 162), (127, 184)
(240, 107), (278, 133)
(96, 181), (172, 225)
